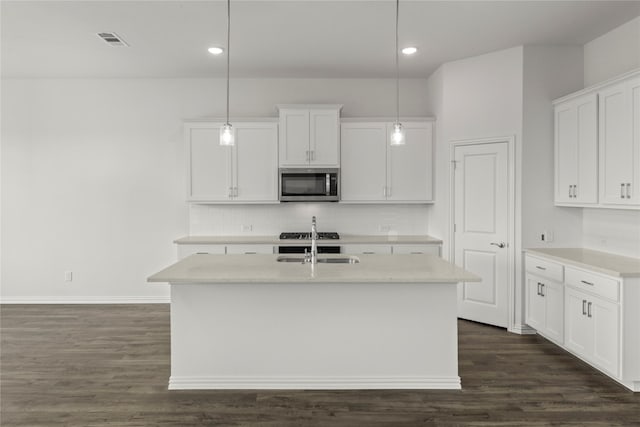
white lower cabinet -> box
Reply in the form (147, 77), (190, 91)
(565, 286), (620, 377)
(526, 275), (564, 345)
(525, 253), (639, 391)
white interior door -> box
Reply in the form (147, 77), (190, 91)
(454, 142), (510, 328)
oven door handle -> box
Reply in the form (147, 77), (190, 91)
(326, 174), (330, 195)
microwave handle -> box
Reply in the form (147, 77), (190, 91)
(326, 174), (330, 195)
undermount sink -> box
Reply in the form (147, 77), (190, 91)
(276, 255), (360, 264)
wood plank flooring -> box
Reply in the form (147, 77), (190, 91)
(1, 304), (639, 426)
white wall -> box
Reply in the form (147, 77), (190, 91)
(581, 16), (640, 258)
(1, 77), (429, 302)
(522, 45), (584, 251)
(584, 16), (640, 87)
(426, 47), (524, 261)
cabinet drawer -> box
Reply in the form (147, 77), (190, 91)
(392, 244), (440, 256)
(177, 244), (226, 259)
(565, 267), (620, 302)
(341, 244), (393, 255)
(226, 244), (274, 255)
(525, 255), (564, 282)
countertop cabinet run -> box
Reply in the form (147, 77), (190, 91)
(340, 121), (434, 203)
(524, 252), (640, 392)
(186, 122), (279, 203)
(277, 105), (342, 167)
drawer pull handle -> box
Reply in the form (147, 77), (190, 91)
(582, 300), (587, 315)
(410, 252), (423, 254)
(581, 280), (594, 286)
(535, 266), (546, 270)
(363, 252), (375, 254)
(244, 252), (257, 254)
(587, 302), (592, 318)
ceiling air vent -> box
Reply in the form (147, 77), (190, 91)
(97, 32), (129, 47)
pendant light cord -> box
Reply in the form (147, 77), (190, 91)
(395, 0), (399, 124)
(226, 0), (231, 125)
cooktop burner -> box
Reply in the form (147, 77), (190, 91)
(279, 232), (340, 240)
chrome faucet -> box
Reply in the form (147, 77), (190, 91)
(310, 216), (318, 265)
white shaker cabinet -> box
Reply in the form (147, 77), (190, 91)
(277, 105), (342, 167)
(554, 93), (598, 205)
(186, 122), (279, 203)
(525, 256), (565, 344)
(340, 120), (434, 203)
(564, 286), (620, 377)
(599, 76), (640, 206)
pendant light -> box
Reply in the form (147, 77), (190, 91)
(390, 0), (405, 146)
(219, 0), (234, 146)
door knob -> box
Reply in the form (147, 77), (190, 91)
(490, 242), (506, 248)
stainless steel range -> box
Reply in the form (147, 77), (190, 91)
(278, 231), (341, 254)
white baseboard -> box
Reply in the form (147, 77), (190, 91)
(0, 295), (170, 304)
(168, 375), (462, 390)
(509, 323), (537, 335)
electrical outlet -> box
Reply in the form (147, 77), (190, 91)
(64, 271), (73, 282)
(379, 224), (391, 232)
(540, 231), (554, 243)
(240, 224), (253, 232)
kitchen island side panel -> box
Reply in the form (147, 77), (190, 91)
(169, 282), (459, 389)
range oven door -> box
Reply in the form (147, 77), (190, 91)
(279, 168), (339, 202)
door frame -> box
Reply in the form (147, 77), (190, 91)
(449, 136), (517, 332)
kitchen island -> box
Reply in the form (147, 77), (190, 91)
(148, 253), (479, 390)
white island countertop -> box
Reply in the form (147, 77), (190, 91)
(525, 248), (640, 278)
(148, 253), (479, 284)
(173, 234), (443, 245)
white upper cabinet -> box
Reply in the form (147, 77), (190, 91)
(554, 93), (598, 205)
(387, 122), (433, 202)
(340, 120), (434, 203)
(186, 122), (278, 203)
(278, 105), (342, 167)
(553, 70), (640, 210)
(340, 122), (387, 201)
(599, 76), (640, 206)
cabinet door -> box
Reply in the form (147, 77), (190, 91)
(340, 123), (387, 201)
(279, 109), (310, 166)
(187, 125), (233, 201)
(564, 287), (593, 358)
(309, 108), (340, 167)
(543, 279), (564, 344)
(591, 297), (620, 377)
(599, 79), (639, 206)
(387, 122), (433, 202)
(234, 124), (278, 202)
(554, 94), (598, 204)
(526, 276), (546, 332)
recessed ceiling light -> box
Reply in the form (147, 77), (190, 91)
(402, 47), (418, 55)
(208, 47), (224, 55)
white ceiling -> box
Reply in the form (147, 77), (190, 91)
(2, 0), (639, 79)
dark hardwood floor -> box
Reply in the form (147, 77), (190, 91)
(1, 304), (639, 426)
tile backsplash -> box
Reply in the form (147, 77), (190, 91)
(189, 203), (430, 236)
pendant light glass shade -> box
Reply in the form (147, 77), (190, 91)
(391, 0), (405, 146)
(390, 122), (405, 146)
(220, 0), (234, 146)
(220, 123), (234, 146)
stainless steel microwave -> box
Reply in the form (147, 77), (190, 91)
(279, 168), (340, 202)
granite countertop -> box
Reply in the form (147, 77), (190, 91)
(148, 253), (478, 284)
(174, 234), (443, 245)
(525, 248), (640, 278)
